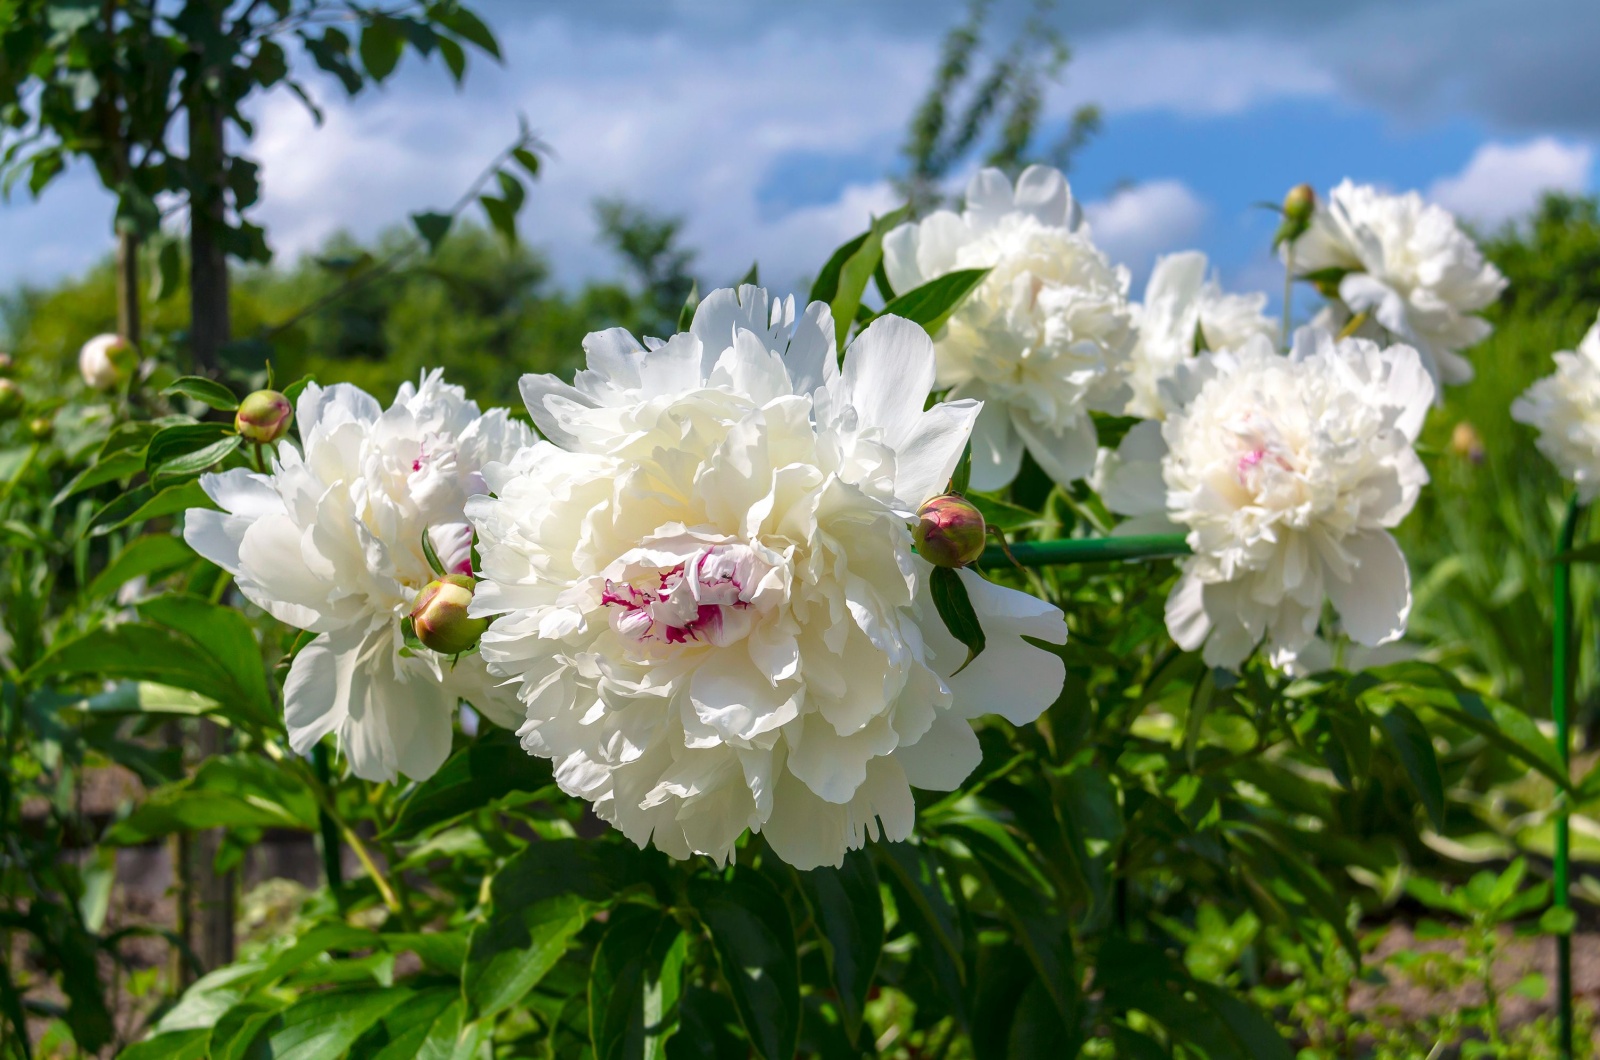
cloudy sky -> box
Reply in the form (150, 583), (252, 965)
(1, 0), (1595, 306)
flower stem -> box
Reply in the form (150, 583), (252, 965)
(1552, 494), (1580, 1060)
(976, 533), (1191, 569)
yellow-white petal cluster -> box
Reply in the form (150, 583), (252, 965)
(469, 287), (1068, 869)
(1512, 312), (1600, 502)
(884, 166), (1135, 490)
(185, 371), (530, 781)
(1292, 180), (1505, 388)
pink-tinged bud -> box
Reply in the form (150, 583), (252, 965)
(1451, 420), (1486, 466)
(410, 574), (490, 655)
(27, 416), (53, 441)
(235, 389), (293, 444)
(914, 494), (987, 568)
(0, 378), (22, 421)
(78, 334), (137, 391)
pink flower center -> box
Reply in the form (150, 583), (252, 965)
(601, 548), (758, 647)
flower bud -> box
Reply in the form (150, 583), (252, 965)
(27, 416), (53, 442)
(235, 389), (294, 444)
(78, 334), (137, 391)
(0, 378), (23, 421)
(914, 494), (987, 568)
(0, 352), (13, 376)
(1451, 420), (1485, 466)
(410, 573), (490, 655)
(1275, 184), (1316, 249)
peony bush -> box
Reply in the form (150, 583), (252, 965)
(2, 166), (1594, 1059)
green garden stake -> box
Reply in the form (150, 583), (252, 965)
(978, 532), (1191, 569)
(1553, 495), (1580, 1060)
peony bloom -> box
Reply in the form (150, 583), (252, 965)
(184, 371), (530, 781)
(883, 166), (1135, 490)
(1099, 328), (1433, 669)
(1126, 251), (1276, 420)
(1289, 180), (1505, 388)
(79, 333), (138, 391)
(1511, 312), (1600, 501)
(470, 286), (1068, 869)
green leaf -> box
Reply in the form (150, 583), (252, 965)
(512, 147), (541, 179)
(950, 441), (972, 495)
(28, 625), (248, 717)
(117, 1029), (210, 1060)
(1541, 906), (1578, 935)
(829, 206), (909, 351)
(436, 5), (501, 59)
(666, 988), (746, 1060)
(480, 193), (518, 245)
(145, 423), (242, 482)
(87, 533), (196, 599)
(151, 238), (183, 303)
(808, 231), (869, 306)
(261, 986), (410, 1058)
(1379, 702), (1446, 829)
(738, 261), (760, 287)
(138, 594), (273, 719)
(103, 754), (319, 844)
(797, 852), (882, 1040)
(162, 376), (239, 411)
(1096, 941), (1291, 1060)
(412, 211), (453, 253)
(359, 17), (404, 81)
(384, 727), (555, 840)
(53, 448), (146, 505)
(969, 493), (1043, 532)
(678, 280), (700, 333)
(876, 267), (988, 337)
(465, 840), (644, 1019)
(929, 566), (986, 673)
(590, 905), (688, 1060)
(107, 480), (220, 532)
(352, 987), (458, 1060)
(689, 870), (800, 1060)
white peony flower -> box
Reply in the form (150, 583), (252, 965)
(1290, 180), (1506, 388)
(883, 166), (1135, 491)
(1099, 328), (1433, 669)
(1511, 312), (1600, 501)
(79, 333), (137, 391)
(1126, 251), (1276, 420)
(470, 286), (1068, 869)
(184, 371), (531, 782)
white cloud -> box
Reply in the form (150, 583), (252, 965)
(1428, 137), (1593, 228)
(1085, 180), (1209, 282)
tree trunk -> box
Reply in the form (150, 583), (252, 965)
(114, 230), (141, 346)
(185, 1), (235, 972)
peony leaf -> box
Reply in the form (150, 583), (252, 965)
(383, 728), (555, 841)
(877, 267), (989, 338)
(1378, 702), (1445, 829)
(797, 851), (883, 1041)
(688, 870), (800, 1060)
(162, 375), (239, 412)
(829, 205), (910, 351)
(677, 280), (699, 333)
(589, 906), (688, 1060)
(929, 566), (986, 674)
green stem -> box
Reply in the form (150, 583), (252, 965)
(976, 533), (1191, 569)
(312, 741), (344, 894)
(1552, 495), (1579, 1060)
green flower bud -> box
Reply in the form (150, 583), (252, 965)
(0, 378), (23, 421)
(1274, 183), (1316, 249)
(0, 352), (13, 376)
(914, 494), (987, 568)
(410, 573), (490, 655)
(27, 416), (53, 442)
(235, 389), (294, 444)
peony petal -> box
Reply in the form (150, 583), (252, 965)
(882, 222), (924, 298)
(895, 714), (982, 791)
(1164, 570), (1212, 652)
(1324, 530), (1411, 647)
(839, 315), (937, 449)
(966, 393), (1025, 491)
(1012, 410), (1098, 488)
(1011, 164), (1072, 227)
(963, 167), (1017, 232)
(894, 399), (981, 508)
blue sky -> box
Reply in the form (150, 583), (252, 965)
(0, 0), (1595, 311)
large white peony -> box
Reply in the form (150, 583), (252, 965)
(1511, 311), (1600, 501)
(1290, 180), (1505, 388)
(1126, 251), (1276, 420)
(469, 286), (1068, 869)
(883, 165), (1135, 490)
(185, 371), (530, 782)
(1099, 328), (1433, 669)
